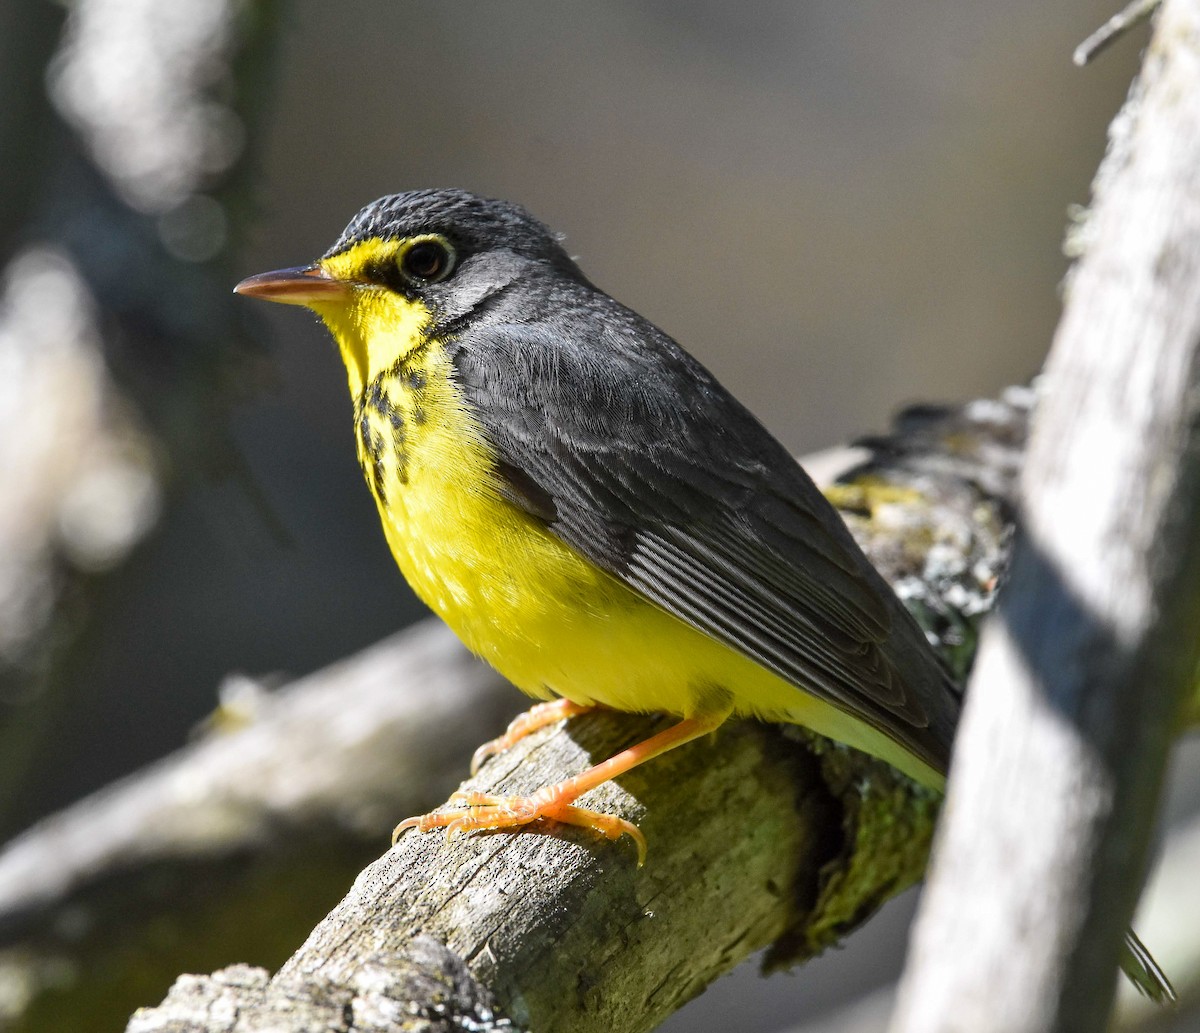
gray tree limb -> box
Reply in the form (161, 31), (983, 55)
(891, 1), (1200, 1030)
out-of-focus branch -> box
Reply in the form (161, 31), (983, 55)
(0, 0), (279, 836)
(1073, 0), (1161, 66)
(892, 2), (1200, 1030)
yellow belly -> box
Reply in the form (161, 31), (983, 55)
(385, 476), (813, 720)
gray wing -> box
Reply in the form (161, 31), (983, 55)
(451, 310), (958, 774)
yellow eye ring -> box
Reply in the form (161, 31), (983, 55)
(397, 235), (456, 284)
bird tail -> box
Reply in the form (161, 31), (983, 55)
(1121, 927), (1176, 1004)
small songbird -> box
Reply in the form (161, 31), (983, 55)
(235, 189), (1169, 999)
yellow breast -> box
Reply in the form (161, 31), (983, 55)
(351, 342), (642, 700)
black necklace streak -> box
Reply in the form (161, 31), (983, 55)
(354, 352), (429, 505)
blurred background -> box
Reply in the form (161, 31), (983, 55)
(3, 2), (1195, 1031)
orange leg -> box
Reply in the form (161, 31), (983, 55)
(470, 698), (595, 774)
(394, 712), (727, 865)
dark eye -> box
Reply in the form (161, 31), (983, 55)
(399, 237), (455, 283)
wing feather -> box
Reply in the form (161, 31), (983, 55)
(451, 304), (958, 773)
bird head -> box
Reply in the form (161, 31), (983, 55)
(235, 188), (584, 396)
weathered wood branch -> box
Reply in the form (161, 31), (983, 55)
(892, 2), (1200, 1030)
(0, 398), (1024, 1033)
(0, 625), (517, 1030)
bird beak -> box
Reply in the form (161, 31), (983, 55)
(233, 264), (353, 306)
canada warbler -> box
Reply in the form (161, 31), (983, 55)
(235, 189), (1168, 998)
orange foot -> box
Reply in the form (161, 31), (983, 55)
(393, 784), (648, 865)
(393, 713), (726, 866)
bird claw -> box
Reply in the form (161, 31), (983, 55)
(469, 699), (594, 775)
(392, 789), (646, 865)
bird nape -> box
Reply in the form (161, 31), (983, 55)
(235, 187), (1173, 1003)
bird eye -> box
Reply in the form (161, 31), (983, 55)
(398, 237), (455, 284)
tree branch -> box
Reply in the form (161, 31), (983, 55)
(892, 1), (1200, 1029)
(1073, 0), (1161, 67)
(0, 397), (1025, 1033)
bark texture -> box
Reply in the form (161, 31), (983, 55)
(893, 3), (1200, 1030)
